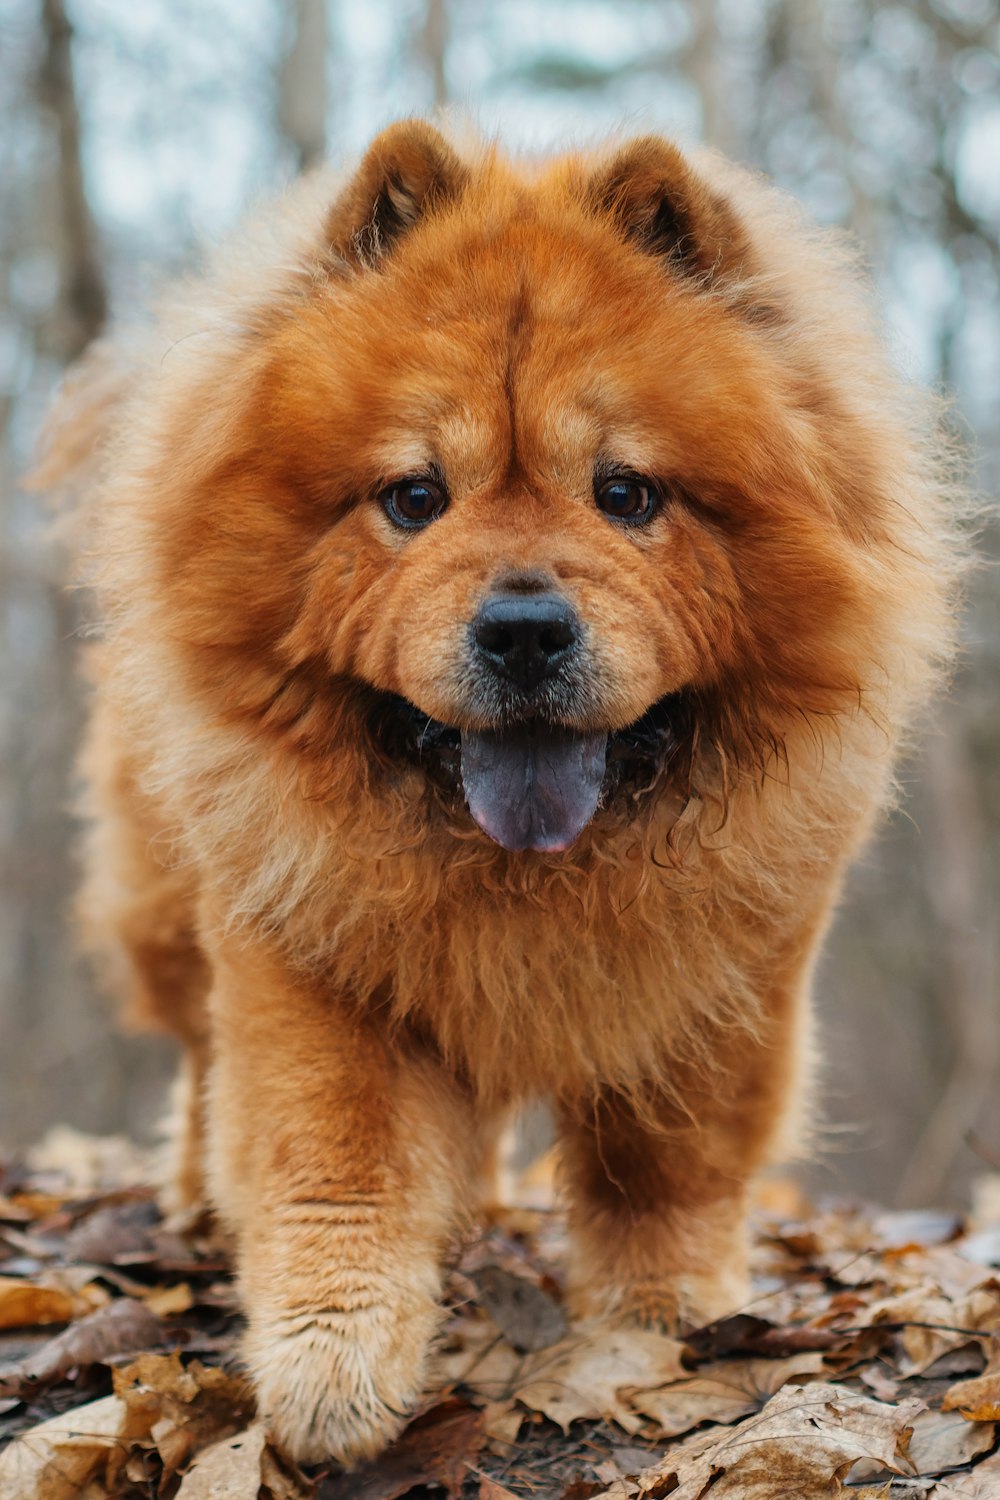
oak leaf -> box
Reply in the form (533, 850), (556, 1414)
(627, 1351), (828, 1437)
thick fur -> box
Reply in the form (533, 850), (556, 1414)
(35, 122), (963, 1464)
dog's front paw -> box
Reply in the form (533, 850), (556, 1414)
(245, 1297), (440, 1467)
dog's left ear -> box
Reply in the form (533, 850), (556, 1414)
(326, 120), (468, 269)
(583, 137), (749, 285)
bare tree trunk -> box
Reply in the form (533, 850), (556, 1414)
(278, 0), (328, 172)
(896, 728), (994, 1204)
(418, 0), (448, 110)
(686, 0), (728, 151)
(38, 0), (107, 360)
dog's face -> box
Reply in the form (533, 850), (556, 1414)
(161, 125), (874, 853)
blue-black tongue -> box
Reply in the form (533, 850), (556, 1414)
(460, 725), (607, 853)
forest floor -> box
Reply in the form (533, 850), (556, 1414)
(1, 1132), (999, 1499)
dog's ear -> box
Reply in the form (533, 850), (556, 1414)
(583, 137), (749, 284)
(327, 120), (468, 269)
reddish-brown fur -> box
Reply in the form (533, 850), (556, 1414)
(35, 122), (963, 1464)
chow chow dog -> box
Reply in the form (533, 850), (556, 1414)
(36, 121), (960, 1464)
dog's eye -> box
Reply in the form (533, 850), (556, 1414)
(380, 479), (448, 529)
(595, 475), (658, 524)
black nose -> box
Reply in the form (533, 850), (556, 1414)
(472, 592), (580, 692)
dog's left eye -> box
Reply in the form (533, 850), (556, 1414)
(595, 475), (658, 523)
(380, 479), (449, 529)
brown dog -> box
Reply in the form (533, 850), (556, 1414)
(36, 121), (961, 1464)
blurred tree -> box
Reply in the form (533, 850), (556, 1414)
(419, 0), (449, 109)
(38, 0), (106, 361)
(278, 0), (328, 171)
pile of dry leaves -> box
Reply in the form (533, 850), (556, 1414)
(1, 1129), (1000, 1499)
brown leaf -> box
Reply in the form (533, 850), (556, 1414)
(175, 1422), (311, 1499)
(627, 1351), (828, 1438)
(62, 1199), (161, 1265)
(143, 1280), (195, 1317)
(0, 1274), (109, 1330)
(113, 1352), (256, 1480)
(684, 1313), (844, 1361)
(903, 1408), (996, 1477)
(592, 1384), (923, 1500)
(943, 1366), (1000, 1422)
(0, 1295), (162, 1398)
(927, 1450), (1000, 1496)
(175, 1424), (269, 1498)
(0, 1390), (150, 1499)
(470, 1265), (567, 1352)
(479, 1398), (524, 1454)
(317, 1401), (482, 1500)
(867, 1284), (1000, 1376)
(512, 1324), (690, 1434)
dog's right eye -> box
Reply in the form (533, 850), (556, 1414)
(380, 479), (449, 529)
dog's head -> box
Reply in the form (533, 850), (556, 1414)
(152, 123), (880, 854)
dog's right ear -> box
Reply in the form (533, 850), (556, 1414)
(326, 120), (468, 269)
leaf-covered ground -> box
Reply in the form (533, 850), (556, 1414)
(2, 1130), (1000, 1499)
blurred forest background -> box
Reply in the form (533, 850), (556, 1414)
(0, 0), (997, 1208)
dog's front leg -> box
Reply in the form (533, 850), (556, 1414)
(203, 928), (476, 1466)
(559, 977), (811, 1332)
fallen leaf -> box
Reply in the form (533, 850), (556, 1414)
(174, 1422), (309, 1499)
(63, 1200), (160, 1265)
(0, 1274), (108, 1330)
(470, 1265), (567, 1352)
(0, 1391), (146, 1500)
(479, 1398), (524, 1454)
(598, 1384), (923, 1500)
(943, 1371), (1000, 1423)
(0, 1296), (162, 1398)
(175, 1424), (269, 1498)
(859, 1362), (900, 1402)
(113, 1352), (255, 1479)
(684, 1312), (844, 1360)
(904, 1407), (996, 1476)
(867, 1284), (1000, 1376)
(143, 1280), (195, 1317)
(628, 1351), (828, 1438)
(513, 1324), (690, 1434)
(927, 1449), (1000, 1496)
(318, 1401), (482, 1500)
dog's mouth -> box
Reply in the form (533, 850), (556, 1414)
(460, 724), (607, 852)
(365, 691), (692, 852)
